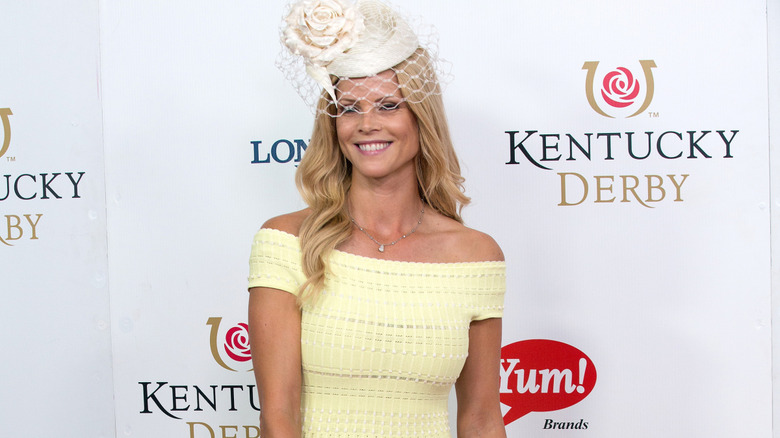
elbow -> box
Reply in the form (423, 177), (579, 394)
(457, 409), (506, 438)
(259, 406), (302, 437)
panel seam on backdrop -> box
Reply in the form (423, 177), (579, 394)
(765, 0), (778, 435)
(95, 0), (120, 436)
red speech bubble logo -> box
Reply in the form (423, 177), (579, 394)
(500, 339), (596, 425)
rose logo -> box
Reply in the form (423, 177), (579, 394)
(582, 60), (657, 118)
(224, 323), (252, 362)
(207, 317), (253, 372)
(601, 67), (639, 108)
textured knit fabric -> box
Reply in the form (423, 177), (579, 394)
(248, 228), (506, 438)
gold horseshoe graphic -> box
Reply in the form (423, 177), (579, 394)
(0, 108), (12, 158)
(582, 62), (613, 118)
(207, 317), (237, 371)
(628, 60), (657, 118)
(583, 61), (656, 118)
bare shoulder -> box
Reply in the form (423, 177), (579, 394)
(425, 212), (504, 263)
(456, 226), (505, 263)
(261, 208), (311, 237)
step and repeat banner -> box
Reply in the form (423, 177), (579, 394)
(0, 2), (114, 437)
(2, 0), (775, 437)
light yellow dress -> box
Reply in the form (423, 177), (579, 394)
(248, 228), (506, 438)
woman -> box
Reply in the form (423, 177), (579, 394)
(248, 1), (506, 436)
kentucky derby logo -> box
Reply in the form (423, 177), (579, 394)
(582, 60), (656, 118)
(0, 108), (12, 159)
(207, 317), (253, 372)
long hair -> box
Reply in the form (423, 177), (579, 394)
(294, 48), (470, 305)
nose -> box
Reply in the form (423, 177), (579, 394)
(357, 107), (381, 133)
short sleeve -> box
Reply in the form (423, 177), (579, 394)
(471, 263), (506, 321)
(247, 228), (305, 296)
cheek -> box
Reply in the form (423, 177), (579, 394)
(335, 120), (347, 144)
(403, 118), (421, 150)
(335, 117), (354, 139)
(335, 120), (352, 157)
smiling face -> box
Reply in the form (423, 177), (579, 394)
(335, 70), (420, 183)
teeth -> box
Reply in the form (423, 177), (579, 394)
(358, 142), (390, 152)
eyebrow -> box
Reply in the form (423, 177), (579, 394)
(336, 97), (403, 111)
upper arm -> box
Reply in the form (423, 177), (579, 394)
(248, 287), (302, 435)
(455, 317), (506, 437)
(247, 210), (311, 435)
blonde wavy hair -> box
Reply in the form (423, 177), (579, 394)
(294, 48), (470, 305)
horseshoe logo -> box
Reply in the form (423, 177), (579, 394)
(207, 317), (236, 371)
(582, 60), (656, 118)
(0, 108), (12, 158)
(207, 317), (253, 372)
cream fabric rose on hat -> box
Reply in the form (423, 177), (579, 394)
(279, 0), (449, 113)
(282, 0), (365, 64)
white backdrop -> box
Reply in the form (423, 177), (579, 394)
(1, 1), (777, 437)
(0, 1), (113, 436)
(772, 0), (780, 434)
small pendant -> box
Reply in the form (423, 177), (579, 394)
(378, 244), (385, 252)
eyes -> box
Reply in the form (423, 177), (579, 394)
(378, 101), (402, 111)
(337, 104), (359, 115)
(337, 100), (403, 116)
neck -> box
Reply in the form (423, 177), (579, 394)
(347, 177), (423, 237)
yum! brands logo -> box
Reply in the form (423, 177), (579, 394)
(0, 108), (11, 159)
(207, 317), (253, 372)
(582, 60), (657, 118)
(500, 340), (596, 428)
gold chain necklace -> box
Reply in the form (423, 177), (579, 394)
(348, 202), (425, 253)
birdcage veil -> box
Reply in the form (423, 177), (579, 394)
(277, 0), (452, 116)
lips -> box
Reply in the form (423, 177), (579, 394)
(356, 141), (391, 152)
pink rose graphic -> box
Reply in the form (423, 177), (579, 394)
(601, 67), (640, 108)
(224, 323), (252, 362)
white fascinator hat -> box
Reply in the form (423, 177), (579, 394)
(278, 0), (450, 114)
